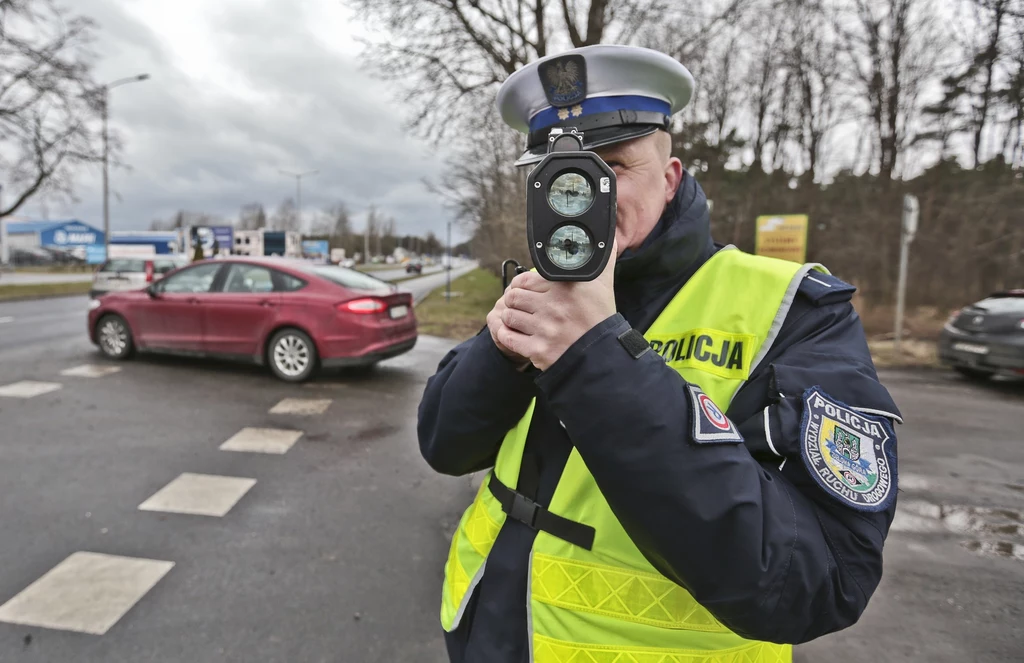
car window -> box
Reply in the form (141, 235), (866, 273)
(152, 259), (182, 275)
(307, 266), (393, 293)
(100, 258), (145, 273)
(222, 264), (276, 293)
(976, 296), (1024, 314)
(159, 263), (222, 293)
(277, 272), (306, 292)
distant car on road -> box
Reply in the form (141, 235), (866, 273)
(939, 289), (1024, 380)
(90, 255), (188, 299)
(405, 262), (423, 274)
(88, 257), (417, 382)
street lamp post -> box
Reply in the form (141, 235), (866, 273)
(280, 170), (318, 230)
(445, 218), (452, 302)
(101, 74), (149, 261)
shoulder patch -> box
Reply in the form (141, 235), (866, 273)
(800, 387), (896, 512)
(798, 272), (856, 307)
(687, 384), (743, 444)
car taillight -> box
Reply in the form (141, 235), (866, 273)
(145, 261), (154, 283)
(338, 298), (387, 314)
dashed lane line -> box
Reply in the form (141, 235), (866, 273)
(220, 427), (304, 455)
(268, 398), (332, 416)
(138, 473), (257, 517)
(0, 381), (62, 398)
(60, 364), (122, 378)
(0, 552), (174, 635)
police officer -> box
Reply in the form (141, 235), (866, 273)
(418, 44), (901, 663)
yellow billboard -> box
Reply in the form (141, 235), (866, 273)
(755, 215), (808, 263)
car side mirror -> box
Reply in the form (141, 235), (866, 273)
(147, 285), (162, 299)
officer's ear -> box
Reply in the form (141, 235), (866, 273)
(663, 156), (683, 203)
(656, 130), (682, 202)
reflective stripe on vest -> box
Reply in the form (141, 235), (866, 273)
(441, 249), (826, 662)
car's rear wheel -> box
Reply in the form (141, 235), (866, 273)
(954, 366), (995, 381)
(96, 314), (134, 360)
(268, 328), (317, 382)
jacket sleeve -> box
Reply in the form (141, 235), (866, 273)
(417, 329), (538, 476)
(534, 289), (900, 644)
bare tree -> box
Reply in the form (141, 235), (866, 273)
(237, 202), (267, 230)
(840, 0), (942, 179)
(328, 202), (352, 242)
(787, 1), (844, 180)
(0, 0), (109, 217)
(966, 0), (1015, 165)
(271, 198), (299, 231)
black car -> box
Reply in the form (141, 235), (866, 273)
(405, 262), (423, 274)
(939, 290), (1024, 380)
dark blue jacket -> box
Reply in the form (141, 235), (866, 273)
(418, 172), (902, 663)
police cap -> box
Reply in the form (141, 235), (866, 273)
(496, 44), (695, 166)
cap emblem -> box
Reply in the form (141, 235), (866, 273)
(538, 55), (587, 107)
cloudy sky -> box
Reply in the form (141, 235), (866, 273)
(39, 0), (465, 241)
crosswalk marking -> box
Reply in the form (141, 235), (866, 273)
(219, 427), (304, 455)
(269, 398), (332, 415)
(0, 552), (174, 635)
(0, 381), (62, 399)
(138, 473), (257, 517)
(60, 365), (122, 378)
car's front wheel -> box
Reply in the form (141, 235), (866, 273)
(96, 314), (134, 360)
(268, 328), (318, 382)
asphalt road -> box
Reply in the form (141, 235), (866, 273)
(0, 294), (1021, 661)
(364, 265), (447, 283)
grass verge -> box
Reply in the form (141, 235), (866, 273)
(0, 281), (92, 301)
(13, 265), (95, 274)
(415, 268), (500, 340)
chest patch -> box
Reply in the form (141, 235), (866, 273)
(800, 388), (896, 512)
(687, 384), (743, 444)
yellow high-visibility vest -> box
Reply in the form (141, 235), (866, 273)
(441, 248), (827, 662)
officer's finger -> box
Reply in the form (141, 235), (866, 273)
(509, 270), (551, 293)
(501, 305), (541, 335)
(504, 285), (543, 314)
(494, 323), (532, 361)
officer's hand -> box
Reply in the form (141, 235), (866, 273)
(496, 242), (618, 371)
(487, 289), (530, 365)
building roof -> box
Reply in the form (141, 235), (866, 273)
(5, 219), (98, 234)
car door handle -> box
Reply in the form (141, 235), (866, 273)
(260, 300), (277, 307)
(188, 297), (200, 304)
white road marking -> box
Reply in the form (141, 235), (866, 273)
(0, 381), (62, 399)
(0, 552), (174, 635)
(0, 316), (13, 324)
(138, 473), (256, 517)
(60, 365), (122, 378)
(220, 427), (304, 454)
(269, 398), (332, 415)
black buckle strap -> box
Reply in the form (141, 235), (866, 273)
(527, 110), (670, 150)
(488, 474), (595, 551)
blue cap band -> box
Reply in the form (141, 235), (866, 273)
(528, 95), (671, 132)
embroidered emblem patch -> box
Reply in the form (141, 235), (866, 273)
(538, 54), (587, 108)
(801, 388), (896, 512)
(687, 384), (743, 444)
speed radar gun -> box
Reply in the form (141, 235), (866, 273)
(503, 128), (617, 286)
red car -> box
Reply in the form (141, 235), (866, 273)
(87, 257), (417, 382)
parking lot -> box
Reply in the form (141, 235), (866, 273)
(0, 291), (1022, 662)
